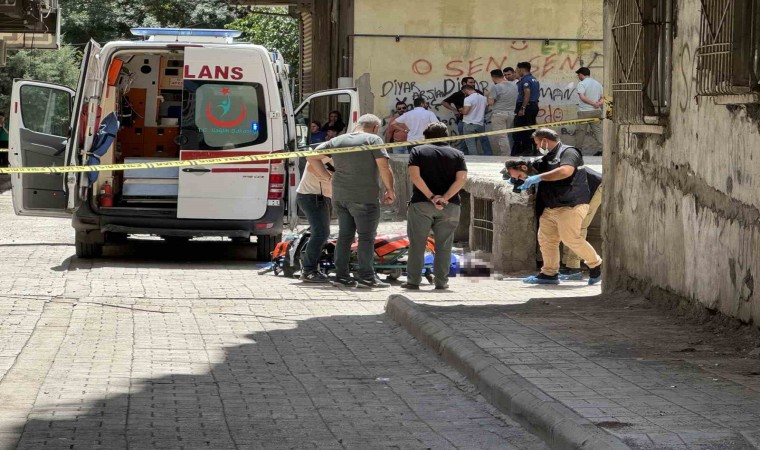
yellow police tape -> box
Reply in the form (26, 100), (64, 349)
(0, 117), (601, 174)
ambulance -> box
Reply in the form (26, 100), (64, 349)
(8, 28), (360, 259)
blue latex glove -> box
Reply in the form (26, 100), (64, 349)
(518, 175), (542, 191)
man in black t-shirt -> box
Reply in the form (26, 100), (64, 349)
(514, 128), (602, 285)
(403, 122), (467, 290)
(442, 77), (484, 152)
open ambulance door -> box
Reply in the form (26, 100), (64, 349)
(289, 88), (361, 228)
(8, 81), (74, 217)
(8, 40), (101, 218)
(72, 40), (103, 204)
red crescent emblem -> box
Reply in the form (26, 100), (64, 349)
(205, 103), (247, 128)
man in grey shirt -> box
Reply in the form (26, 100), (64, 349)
(575, 67), (604, 155)
(488, 69), (519, 156)
(308, 114), (395, 289)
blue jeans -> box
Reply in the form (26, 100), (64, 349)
(456, 121), (467, 152)
(297, 193), (331, 273)
(333, 200), (380, 280)
(462, 123), (493, 155)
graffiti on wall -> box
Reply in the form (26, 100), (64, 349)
(370, 39), (604, 138)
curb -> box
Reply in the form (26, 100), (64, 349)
(385, 295), (631, 450)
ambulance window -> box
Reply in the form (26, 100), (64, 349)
(181, 81), (267, 150)
(19, 84), (71, 137)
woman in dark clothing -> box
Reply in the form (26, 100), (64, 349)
(320, 110), (346, 134)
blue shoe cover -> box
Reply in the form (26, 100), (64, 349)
(522, 275), (560, 285)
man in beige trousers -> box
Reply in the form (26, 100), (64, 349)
(560, 167), (602, 280)
(512, 128), (602, 285)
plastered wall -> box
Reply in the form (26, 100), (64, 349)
(603, 0), (760, 324)
(352, 0), (604, 141)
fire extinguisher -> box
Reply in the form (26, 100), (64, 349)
(99, 181), (113, 207)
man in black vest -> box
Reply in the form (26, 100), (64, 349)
(505, 158), (603, 282)
(515, 128), (602, 285)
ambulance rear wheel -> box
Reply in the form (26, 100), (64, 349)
(75, 236), (103, 259)
(163, 236), (190, 244)
(256, 234), (280, 261)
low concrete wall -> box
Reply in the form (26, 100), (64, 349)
(465, 176), (537, 272)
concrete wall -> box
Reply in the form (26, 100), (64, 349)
(389, 156), (604, 274)
(351, 0), (604, 143)
(603, 0), (760, 324)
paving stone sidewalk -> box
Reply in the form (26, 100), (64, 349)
(0, 191), (557, 449)
(390, 290), (760, 449)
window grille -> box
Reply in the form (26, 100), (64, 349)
(472, 198), (494, 253)
(610, 0), (674, 124)
(696, 0), (760, 95)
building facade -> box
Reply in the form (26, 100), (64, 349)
(350, 0), (603, 140)
(603, 0), (760, 324)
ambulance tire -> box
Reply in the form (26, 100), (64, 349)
(256, 234), (280, 261)
(105, 232), (128, 243)
(163, 236), (190, 244)
(75, 238), (103, 259)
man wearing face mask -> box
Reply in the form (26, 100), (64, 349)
(515, 128), (602, 285)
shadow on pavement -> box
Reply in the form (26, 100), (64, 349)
(11, 312), (544, 449)
(56, 239), (270, 271)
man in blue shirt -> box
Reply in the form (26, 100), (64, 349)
(512, 62), (541, 156)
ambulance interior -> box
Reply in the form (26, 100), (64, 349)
(94, 50), (186, 209)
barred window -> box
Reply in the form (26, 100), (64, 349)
(696, 0), (760, 96)
(610, 0), (674, 125)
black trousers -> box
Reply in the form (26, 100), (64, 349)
(512, 103), (539, 156)
(0, 140), (7, 167)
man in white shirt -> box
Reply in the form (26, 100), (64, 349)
(575, 67), (604, 155)
(459, 85), (491, 155)
(393, 97), (439, 154)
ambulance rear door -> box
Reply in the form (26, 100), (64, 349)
(177, 46), (273, 220)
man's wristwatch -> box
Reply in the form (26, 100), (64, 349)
(428, 194), (436, 200)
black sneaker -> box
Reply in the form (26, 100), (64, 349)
(357, 277), (390, 289)
(588, 265), (602, 285)
(331, 276), (358, 288)
(522, 273), (560, 285)
(400, 283), (419, 290)
(300, 271), (330, 283)
(434, 284), (449, 290)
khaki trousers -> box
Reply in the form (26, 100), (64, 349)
(406, 202), (460, 287)
(576, 109), (603, 154)
(490, 111), (514, 156)
(538, 204), (602, 276)
(563, 186), (603, 269)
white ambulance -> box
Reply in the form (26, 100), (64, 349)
(8, 28), (360, 259)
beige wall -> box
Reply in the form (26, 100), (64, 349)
(352, 0), (604, 140)
(603, 0), (760, 324)
(354, 0), (602, 39)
